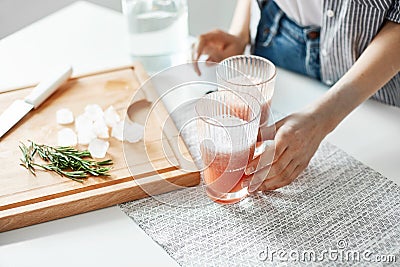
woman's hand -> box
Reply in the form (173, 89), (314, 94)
(244, 110), (330, 192)
(193, 29), (247, 75)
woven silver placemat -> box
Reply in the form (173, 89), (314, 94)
(120, 104), (400, 266)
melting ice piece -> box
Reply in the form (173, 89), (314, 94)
(56, 108), (74, 125)
(125, 122), (144, 143)
(75, 114), (93, 132)
(84, 104), (104, 122)
(88, 138), (109, 158)
(111, 121), (124, 141)
(104, 106), (121, 128)
(93, 117), (109, 139)
(75, 114), (97, 144)
(111, 121), (144, 143)
(77, 128), (97, 145)
(57, 128), (77, 147)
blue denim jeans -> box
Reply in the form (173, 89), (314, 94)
(253, 1), (321, 80)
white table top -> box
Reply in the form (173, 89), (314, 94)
(0, 1), (399, 266)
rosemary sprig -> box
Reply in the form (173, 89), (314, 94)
(19, 141), (113, 183)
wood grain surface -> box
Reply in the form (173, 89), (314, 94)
(0, 64), (200, 232)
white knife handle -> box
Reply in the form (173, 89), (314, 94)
(24, 65), (73, 108)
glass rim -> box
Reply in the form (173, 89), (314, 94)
(216, 55), (277, 86)
(195, 90), (261, 128)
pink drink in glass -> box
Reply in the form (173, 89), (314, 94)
(200, 117), (255, 204)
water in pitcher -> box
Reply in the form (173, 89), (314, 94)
(122, 0), (189, 73)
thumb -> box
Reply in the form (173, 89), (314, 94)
(258, 124), (276, 141)
(258, 116), (287, 141)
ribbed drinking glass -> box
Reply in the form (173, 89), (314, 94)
(195, 90), (261, 204)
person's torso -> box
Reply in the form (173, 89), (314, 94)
(273, 0), (322, 27)
(253, 0), (400, 107)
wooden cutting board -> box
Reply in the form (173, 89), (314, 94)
(0, 64), (200, 232)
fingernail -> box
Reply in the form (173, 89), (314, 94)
(248, 178), (260, 192)
(248, 184), (259, 193)
(245, 166), (255, 175)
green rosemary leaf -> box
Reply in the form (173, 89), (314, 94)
(19, 141), (113, 182)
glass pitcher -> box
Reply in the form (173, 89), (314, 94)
(122, 0), (189, 73)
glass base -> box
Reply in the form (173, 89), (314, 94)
(206, 186), (249, 204)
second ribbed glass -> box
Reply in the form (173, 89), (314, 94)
(216, 55), (276, 156)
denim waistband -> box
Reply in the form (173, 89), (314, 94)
(255, 0), (322, 80)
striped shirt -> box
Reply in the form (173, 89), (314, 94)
(253, 0), (400, 107)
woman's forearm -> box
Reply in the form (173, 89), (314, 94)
(228, 0), (252, 43)
(310, 21), (400, 134)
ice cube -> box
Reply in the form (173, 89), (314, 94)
(93, 117), (109, 139)
(111, 121), (124, 141)
(75, 114), (93, 132)
(77, 128), (97, 145)
(104, 106), (121, 128)
(125, 121), (144, 143)
(56, 108), (74, 125)
(57, 128), (77, 147)
(84, 104), (104, 122)
(111, 121), (144, 143)
(88, 138), (109, 159)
